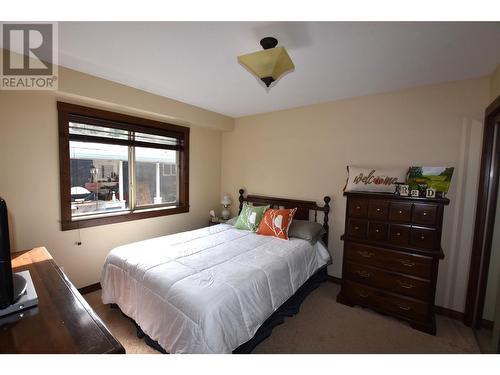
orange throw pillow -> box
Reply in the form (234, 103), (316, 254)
(257, 208), (297, 240)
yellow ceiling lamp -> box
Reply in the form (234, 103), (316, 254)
(237, 37), (295, 88)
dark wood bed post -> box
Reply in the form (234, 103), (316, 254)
(322, 196), (331, 245)
(238, 189), (245, 214)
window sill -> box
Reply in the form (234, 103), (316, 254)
(61, 205), (189, 231)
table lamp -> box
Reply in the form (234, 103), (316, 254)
(220, 195), (232, 220)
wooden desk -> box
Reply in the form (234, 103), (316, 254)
(0, 247), (125, 353)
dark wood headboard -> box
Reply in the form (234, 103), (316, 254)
(238, 189), (331, 245)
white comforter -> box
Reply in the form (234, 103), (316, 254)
(101, 224), (330, 353)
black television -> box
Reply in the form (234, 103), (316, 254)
(0, 197), (14, 309)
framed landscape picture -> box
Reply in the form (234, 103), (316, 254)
(407, 166), (454, 193)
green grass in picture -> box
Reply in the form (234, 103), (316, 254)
(407, 166), (454, 193)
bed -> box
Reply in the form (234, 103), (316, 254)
(101, 189), (331, 353)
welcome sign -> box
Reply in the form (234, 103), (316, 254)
(344, 166), (407, 193)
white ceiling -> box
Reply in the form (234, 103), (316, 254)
(58, 22), (500, 118)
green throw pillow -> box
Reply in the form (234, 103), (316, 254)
(234, 203), (269, 232)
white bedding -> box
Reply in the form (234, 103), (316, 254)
(101, 223), (331, 353)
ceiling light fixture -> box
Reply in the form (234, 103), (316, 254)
(237, 37), (295, 88)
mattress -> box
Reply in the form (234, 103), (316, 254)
(101, 223), (331, 353)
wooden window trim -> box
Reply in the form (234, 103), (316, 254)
(58, 102), (190, 231)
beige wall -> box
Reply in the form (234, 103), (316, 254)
(0, 67), (232, 288)
(56, 67), (233, 132)
(490, 64), (500, 102)
(221, 77), (489, 312)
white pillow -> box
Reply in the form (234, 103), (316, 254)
(344, 166), (407, 193)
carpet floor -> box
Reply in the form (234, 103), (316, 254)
(84, 282), (480, 354)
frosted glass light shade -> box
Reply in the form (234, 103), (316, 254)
(221, 195), (232, 206)
(238, 46), (295, 87)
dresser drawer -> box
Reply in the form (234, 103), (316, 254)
(347, 219), (368, 238)
(410, 227), (436, 250)
(349, 198), (368, 218)
(344, 242), (433, 278)
(344, 261), (431, 300)
(368, 222), (388, 241)
(389, 202), (412, 222)
(412, 204), (437, 226)
(368, 200), (389, 220)
(344, 280), (430, 321)
(389, 224), (410, 246)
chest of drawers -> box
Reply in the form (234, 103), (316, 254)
(337, 191), (449, 335)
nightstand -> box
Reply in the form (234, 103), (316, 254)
(208, 218), (228, 226)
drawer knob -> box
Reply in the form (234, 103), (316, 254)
(399, 259), (415, 267)
(356, 206), (361, 210)
(354, 226), (360, 230)
(356, 270), (372, 278)
(396, 232), (401, 237)
(375, 229), (380, 233)
(357, 250), (374, 258)
(423, 212), (428, 216)
(397, 280), (415, 289)
(398, 210), (403, 214)
(397, 303), (412, 311)
(420, 235), (425, 240)
(358, 291), (369, 298)
(376, 208), (381, 212)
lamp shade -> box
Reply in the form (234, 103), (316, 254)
(221, 195), (232, 206)
(238, 39), (295, 87)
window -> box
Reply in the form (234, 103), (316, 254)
(58, 102), (189, 230)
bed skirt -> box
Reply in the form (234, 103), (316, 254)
(112, 266), (328, 354)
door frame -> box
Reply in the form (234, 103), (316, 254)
(464, 94), (500, 327)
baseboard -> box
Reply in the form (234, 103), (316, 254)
(434, 305), (464, 321)
(78, 282), (101, 295)
(481, 318), (494, 330)
(327, 275), (342, 284)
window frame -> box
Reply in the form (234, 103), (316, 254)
(58, 102), (190, 231)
